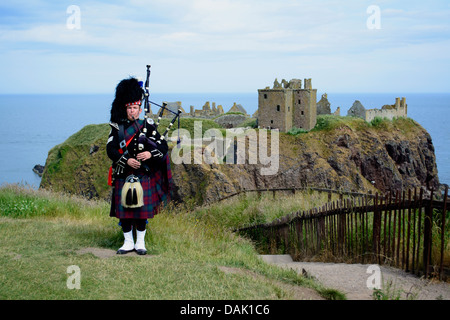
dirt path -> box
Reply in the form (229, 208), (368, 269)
(75, 248), (448, 300)
(261, 255), (449, 300)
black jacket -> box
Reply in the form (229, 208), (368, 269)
(106, 118), (169, 177)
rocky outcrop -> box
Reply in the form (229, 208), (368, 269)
(32, 164), (45, 177)
(39, 124), (113, 200)
(170, 117), (441, 204)
(39, 117), (441, 205)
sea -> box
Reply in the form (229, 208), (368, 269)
(0, 92), (449, 189)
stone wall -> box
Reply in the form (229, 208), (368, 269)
(317, 93), (331, 115)
(365, 97), (407, 122)
(316, 93), (340, 116)
(258, 89), (292, 132)
(347, 97), (407, 122)
(293, 88), (316, 131)
(347, 100), (366, 118)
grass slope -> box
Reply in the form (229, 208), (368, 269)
(0, 185), (343, 300)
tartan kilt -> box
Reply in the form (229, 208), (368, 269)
(110, 157), (172, 220)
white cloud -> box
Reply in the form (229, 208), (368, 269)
(0, 0), (449, 93)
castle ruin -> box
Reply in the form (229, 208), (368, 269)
(148, 82), (407, 131)
(189, 101), (225, 118)
(347, 97), (407, 122)
(257, 78), (317, 132)
(317, 93), (340, 116)
(150, 101), (248, 119)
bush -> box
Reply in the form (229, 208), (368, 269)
(312, 115), (352, 131)
(287, 127), (308, 135)
(369, 116), (389, 128)
(238, 117), (258, 128)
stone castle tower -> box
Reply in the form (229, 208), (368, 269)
(257, 78), (317, 132)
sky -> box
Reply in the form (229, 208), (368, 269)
(0, 0), (449, 94)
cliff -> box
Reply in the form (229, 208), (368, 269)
(39, 116), (441, 205)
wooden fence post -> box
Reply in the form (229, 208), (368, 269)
(423, 188), (434, 278)
(411, 189), (417, 274)
(372, 193), (382, 264)
(405, 190), (412, 272)
(415, 188), (424, 276)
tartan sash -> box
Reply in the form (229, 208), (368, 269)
(119, 120), (143, 154)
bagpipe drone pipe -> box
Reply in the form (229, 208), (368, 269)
(136, 65), (182, 153)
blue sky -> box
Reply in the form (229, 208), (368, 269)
(0, 0), (449, 94)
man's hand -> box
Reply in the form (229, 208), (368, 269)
(127, 158), (141, 169)
(136, 151), (152, 162)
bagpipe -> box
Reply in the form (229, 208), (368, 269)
(120, 65), (181, 208)
(136, 65), (182, 151)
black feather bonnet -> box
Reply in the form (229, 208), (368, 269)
(110, 77), (143, 123)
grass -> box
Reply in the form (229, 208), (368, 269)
(284, 115), (422, 136)
(0, 184), (342, 300)
(372, 279), (420, 300)
(190, 189), (346, 230)
(287, 127), (308, 136)
(157, 117), (225, 137)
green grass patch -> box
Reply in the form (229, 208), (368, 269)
(190, 189), (343, 230)
(312, 115), (361, 132)
(0, 185), (339, 300)
(311, 115), (420, 134)
(237, 117), (258, 128)
(157, 117), (225, 137)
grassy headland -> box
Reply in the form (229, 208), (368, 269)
(6, 115), (437, 300)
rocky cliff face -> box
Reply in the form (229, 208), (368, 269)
(40, 117), (441, 205)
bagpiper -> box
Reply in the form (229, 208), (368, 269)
(107, 77), (172, 255)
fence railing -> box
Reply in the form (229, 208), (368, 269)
(218, 186), (376, 203)
(237, 186), (449, 280)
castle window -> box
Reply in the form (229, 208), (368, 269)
(298, 99), (301, 104)
(276, 105), (280, 111)
(271, 120), (273, 124)
(301, 111), (304, 115)
(264, 94), (267, 99)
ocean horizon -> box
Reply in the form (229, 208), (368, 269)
(0, 92), (449, 189)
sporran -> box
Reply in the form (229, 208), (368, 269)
(121, 175), (144, 208)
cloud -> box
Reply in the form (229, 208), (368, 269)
(2, 1), (446, 56)
(0, 0), (449, 93)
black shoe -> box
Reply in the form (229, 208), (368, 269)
(136, 249), (147, 255)
(116, 249), (134, 255)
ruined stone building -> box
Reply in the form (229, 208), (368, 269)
(347, 97), (407, 122)
(189, 101), (225, 118)
(228, 102), (247, 114)
(159, 101), (186, 117)
(316, 93), (340, 116)
(154, 100), (249, 119)
(258, 78), (317, 132)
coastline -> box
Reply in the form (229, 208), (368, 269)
(0, 92), (449, 188)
